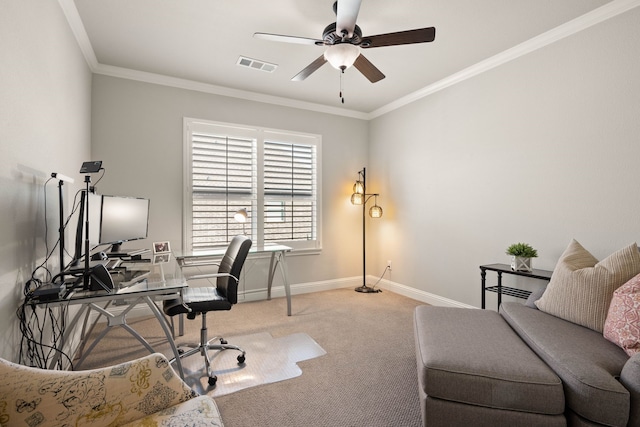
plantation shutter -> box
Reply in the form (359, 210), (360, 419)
(263, 140), (316, 242)
(185, 118), (321, 251)
(191, 131), (255, 250)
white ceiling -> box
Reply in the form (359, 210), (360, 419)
(70, 0), (616, 117)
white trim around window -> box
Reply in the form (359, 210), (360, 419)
(183, 117), (322, 252)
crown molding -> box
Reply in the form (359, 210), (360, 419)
(59, 0), (640, 121)
(92, 63), (370, 120)
(57, 0), (98, 69)
(368, 0), (640, 119)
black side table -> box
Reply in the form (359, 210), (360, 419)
(480, 263), (553, 310)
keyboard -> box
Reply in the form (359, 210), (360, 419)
(67, 258), (122, 273)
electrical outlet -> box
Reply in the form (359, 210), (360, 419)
(387, 260), (392, 271)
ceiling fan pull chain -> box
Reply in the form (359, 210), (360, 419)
(340, 69), (345, 104)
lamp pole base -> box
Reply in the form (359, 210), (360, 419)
(355, 285), (381, 293)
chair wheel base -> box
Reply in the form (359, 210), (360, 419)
(237, 354), (245, 364)
(208, 375), (217, 386)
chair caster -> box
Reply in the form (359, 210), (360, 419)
(237, 354), (245, 364)
(208, 375), (217, 386)
(220, 338), (228, 345)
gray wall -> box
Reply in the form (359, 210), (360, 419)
(369, 7), (640, 307)
(3, 0), (639, 363)
(0, 1), (92, 360)
(90, 75), (369, 296)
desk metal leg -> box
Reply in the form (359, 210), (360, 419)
(267, 250), (292, 316)
(71, 296), (184, 380)
(144, 296), (185, 379)
(76, 300), (113, 361)
(267, 252), (276, 300)
(278, 251), (291, 316)
(74, 298), (156, 369)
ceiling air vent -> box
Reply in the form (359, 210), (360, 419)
(237, 56), (277, 73)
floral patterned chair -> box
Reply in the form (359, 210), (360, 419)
(0, 353), (223, 426)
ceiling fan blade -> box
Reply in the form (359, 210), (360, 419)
(353, 54), (385, 83)
(361, 27), (436, 48)
(336, 0), (362, 39)
(292, 55), (328, 81)
(254, 32), (323, 46)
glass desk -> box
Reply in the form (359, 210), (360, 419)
(29, 257), (187, 378)
(175, 244), (293, 317)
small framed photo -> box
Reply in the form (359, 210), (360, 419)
(153, 253), (171, 264)
(153, 241), (171, 254)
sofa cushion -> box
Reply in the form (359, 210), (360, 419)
(423, 395), (566, 427)
(501, 302), (630, 427)
(414, 306), (564, 416)
(535, 239), (640, 332)
(604, 272), (640, 356)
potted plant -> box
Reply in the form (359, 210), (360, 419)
(506, 242), (538, 272)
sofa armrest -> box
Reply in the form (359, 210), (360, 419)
(621, 353), (640, 427)
(0, 353), (197, 427)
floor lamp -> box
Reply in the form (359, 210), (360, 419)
(351, 167), (383, 293)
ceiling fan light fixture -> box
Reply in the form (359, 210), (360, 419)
(324, 44), (360, 70)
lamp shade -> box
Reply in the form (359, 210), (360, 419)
(353, 180), (364, 194)
(324, 44), (360, 70)
(369, 204), (383, 218)
(351, 193), (364, 205)
(234, 208), (248, 223)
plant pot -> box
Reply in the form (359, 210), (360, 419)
(511, 256), (532, 272)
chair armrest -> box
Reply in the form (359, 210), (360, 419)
(0, 353), (196, 427)
(184, 272), (238, 282)
(181, 260), (221, 267)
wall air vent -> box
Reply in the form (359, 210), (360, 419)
(236, 56), (278, 73)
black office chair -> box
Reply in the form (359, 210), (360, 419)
(163, 235), (252, 386)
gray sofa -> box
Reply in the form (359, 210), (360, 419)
(414, 303), (640, 427)
(500, 301), (639, 427)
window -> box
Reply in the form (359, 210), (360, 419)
(184, 118), (321, 252)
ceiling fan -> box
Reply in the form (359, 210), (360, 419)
(254, 0), (436, 84)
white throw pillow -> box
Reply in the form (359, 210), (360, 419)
(535, 239), (640, 332)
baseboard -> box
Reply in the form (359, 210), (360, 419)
(238, 276), (358, 303)
(376, 278), (477, 309)
(94, 276), (473, 321)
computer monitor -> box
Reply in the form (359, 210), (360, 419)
(72, 193), (150, 263)
(99, 195), (150, 252)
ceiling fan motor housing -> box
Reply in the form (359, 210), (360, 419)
(256, 0), (435, 84)
(322, 23), (364, 45)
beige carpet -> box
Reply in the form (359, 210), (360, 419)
(80, 288), (425, 427)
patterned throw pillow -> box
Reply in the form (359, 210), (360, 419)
(535, 239), (640, 332)
(604, 273), (640, 356)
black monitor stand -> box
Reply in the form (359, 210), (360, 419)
(107, 243), (150, 259)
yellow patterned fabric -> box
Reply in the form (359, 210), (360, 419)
(0, 353), (224, 427)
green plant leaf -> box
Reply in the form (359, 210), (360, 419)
(505, 242), (538, 257)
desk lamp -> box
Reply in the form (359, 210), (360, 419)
(234, 208), (248, 235)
